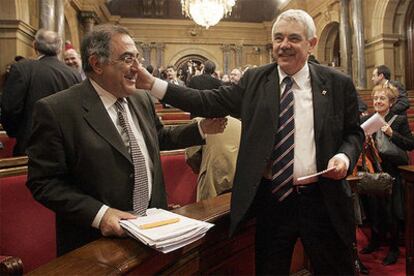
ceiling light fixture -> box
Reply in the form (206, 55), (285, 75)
(181, 0), (237, 29)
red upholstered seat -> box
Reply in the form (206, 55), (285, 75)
(410, 151), (414, 165)
(0, 174), (56, 273)
(161, 151), (198, 206)
(0, 132), (16, 158)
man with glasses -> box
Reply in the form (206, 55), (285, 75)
(26, 24), (227, 256)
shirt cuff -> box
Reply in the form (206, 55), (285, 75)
(197, 119), (206, 139)
(150, 78), (168, 100)
(91, 205), (109, 229)
(334, 153), (350, 171)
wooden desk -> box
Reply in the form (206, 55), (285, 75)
(27, 193), (309, 275)
(399, 166), (414, 275)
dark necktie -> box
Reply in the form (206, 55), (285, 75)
(271, 76), (295, 202)
(115, 98), (149, 215)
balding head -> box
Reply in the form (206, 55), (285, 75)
(34, 29), (62, 56)
(64, 48), (82, 71)
(230, 68), (242, 84)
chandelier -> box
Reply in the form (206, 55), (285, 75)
(181, 0), (237, 29)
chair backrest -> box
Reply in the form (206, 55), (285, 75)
(161, 150), (198, 206)
(159, 112), (191, 121)
(0, 170), (56, 273)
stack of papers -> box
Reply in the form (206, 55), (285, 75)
(120, 208), (214, 253)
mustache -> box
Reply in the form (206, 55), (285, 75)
(277, 49), (295, 56)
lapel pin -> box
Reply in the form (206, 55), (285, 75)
(321, 90), (327, 95)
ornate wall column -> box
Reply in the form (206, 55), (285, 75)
(141, 43), (151, 67)
(155, 43), (165, 68)
(352, 0), (367, 88)
(266, 43), (273, 63)
(339, 0), (352, 77)
(39, 0), (55, 30)
(79, 11), (98, 33)
(221, 44), (231, 74)
(234, 45), (243, 68)
(55, 0), (64, 46)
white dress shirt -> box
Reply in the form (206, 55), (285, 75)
(278, 64), (318, 183)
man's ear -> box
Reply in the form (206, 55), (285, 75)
(308, 37), (318, 52)
(89, 55), (104, 74)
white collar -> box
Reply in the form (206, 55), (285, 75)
(277, 63), (310, 90)
(89, 78), (119, 110)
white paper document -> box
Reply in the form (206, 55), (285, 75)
(295, 167), (335, 185)
(361, 112), (385, 136)
(120, 208), (214, 253)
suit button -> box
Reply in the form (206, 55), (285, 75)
(129, 173), (133, 178)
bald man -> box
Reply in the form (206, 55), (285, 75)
(1, 29), (81, 156)
(64, 48), (86, 80)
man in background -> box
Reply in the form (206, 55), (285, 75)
(186, 60), (239, 200)
(166, 65), (185, 86)
(64, 41), (86, 80)
(229, 67), (242, 85)
(188, 60), (223, 90)
(1, 29), (81, 156)
(372, 64), (409, 114)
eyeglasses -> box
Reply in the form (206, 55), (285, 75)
(112, 54), (141, 65)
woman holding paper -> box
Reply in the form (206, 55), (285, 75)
(360, 84), (414, 265)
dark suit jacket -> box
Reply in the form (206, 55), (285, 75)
(389, 80), (409, 115)
(163, 62), (364, 246)
(26, 80), (204, 255)
(1, 56), (81, 156)
(188, 74), (223, 90)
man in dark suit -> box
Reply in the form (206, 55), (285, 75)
(166, 65), (185, 86)
(188, 60), (223, 90)
(371, 64), (409, 115)
(136, 9), (364, 275)
(188, 60), (223, 119)
(26, 24), (226, 256)
(1, 29), (81, 156)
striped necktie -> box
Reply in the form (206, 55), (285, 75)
(115, 98), (149, 215)
(271, 76), (295, 202)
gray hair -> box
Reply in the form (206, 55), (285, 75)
(80, 24), (131, 73)
(34, 29), (62, 56)
(271, 9), (316, 40)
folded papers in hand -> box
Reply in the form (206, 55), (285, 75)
(120, 208), (214, 253)
(361, 112), (385, 136)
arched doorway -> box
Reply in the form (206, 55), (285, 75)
(318, 22), (340, 67)
(174, 54), (207, 84)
